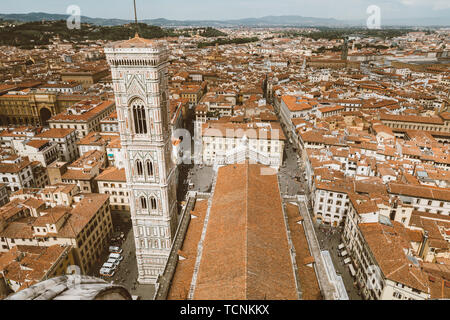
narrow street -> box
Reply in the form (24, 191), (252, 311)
(279, 140), (304, 196)
(313, 221), (362, 300)
(88, 211), (155, 300)
(276, 106), (361, 300)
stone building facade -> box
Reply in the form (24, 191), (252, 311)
(105, 35), (178, 284)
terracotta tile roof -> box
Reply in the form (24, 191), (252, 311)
(26, 140), (49, 149)
(359, 223), (429, 293)
(106, 33), (159, 49)
(35, 128), (75, 139)
(0, 158), (31, 174)
(380, 113), (444, 125)
(49, 100), (114, 123)
(319, 105), (345, 114)
(95, 167), (126, 182)
(389, 183), (450, 202)
(77, 132), (119, 147)
(0, 245), (69, 288)
(282, 95), (318, 112)
(1, 221), (35, 239)
(68, 194), (109, 235)
(193, 163), (298, 300)
(61, 169), (92, 181)
(33, 207), (69, 228)
(202, 122), (286, 140)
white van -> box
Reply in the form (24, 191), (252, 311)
(102, 262), (116, 270)
(100, 267), (115, 277)
(109, 253), (124, 261)
(107, 258), (120, 267)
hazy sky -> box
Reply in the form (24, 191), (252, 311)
(1, 0), (449, 20)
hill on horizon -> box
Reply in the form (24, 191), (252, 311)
(0, 12), (449, 27)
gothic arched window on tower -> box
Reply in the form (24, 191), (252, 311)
(132, 102), (148, 134)
(136, 160), (144, 176)
(146, 160), (154, 177)
(150, 197), (157, 210)
(140, 196), (147, 210)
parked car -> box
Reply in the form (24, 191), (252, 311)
(109, 253), (124, 262)
(109, 246), (123, 254)
(107, 258), (120, 267)
(102, 262), (117, 270)
(100, 267), (115, 277)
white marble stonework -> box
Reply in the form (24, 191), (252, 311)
(105, 35), (178, 284)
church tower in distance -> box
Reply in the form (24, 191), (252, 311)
(105, 34), (178, 284)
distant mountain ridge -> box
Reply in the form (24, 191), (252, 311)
(0, 12), (449, 27)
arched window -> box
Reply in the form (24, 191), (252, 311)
(136, 160), (143, 176)
(140, 196), (147, 210)
(150, 197), (157, 210)
(146, 160), (154, 177)
(132, 100), (147, 134)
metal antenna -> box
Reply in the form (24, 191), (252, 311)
(133, 0), (139, 36)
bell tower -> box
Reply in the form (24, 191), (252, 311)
(105, 35), (178, 284)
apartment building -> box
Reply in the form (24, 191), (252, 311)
(76, 132), (124, 169)
(95, 167), (129, 212)
(100, 111), (119, 133)
(380, 113), (450, 133)
(39, 81), (83, 94)
(388, 183), (450, 216)
(10, 184), (79, 208)
(280, 96), (319, 129)
(179, 82), (207, 106)
(408, 212), (450, 263)
(0, 184), (8, 207)
(61, 67), (109, 89)
(30, 161), (50, 189)
(0, 156), (34, 193)
(48, 100), (115, 139)
(0, 193), (113, 274)
(313, 180), (352, 227)
(0, 126), (39, 150)
(76, 131), (119, 156)
(105, 136), (125, 169)
(0, 91), (84, 126)
(12, 139), (59, 167)
(60, 150), (106, 193)
(342, 193), (430, 300)
(0, 245), (75, 293)
(34, 128), (79, 163)
(201, 122), (285, 168)
(199, 91), (235, 117)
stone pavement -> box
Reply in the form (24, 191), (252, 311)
(314, 223), (362, 300)
(279, 143), (304, 196)
(91, 219), (155, 300)
(187, 165), (215, 193)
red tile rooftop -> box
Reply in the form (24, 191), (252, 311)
(95, 167), (126, 182)
(35, 128), (75, 139)
(193, 163), (298, 300)
(380, 113), (445, 125)
(106, 33), (161, 49)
